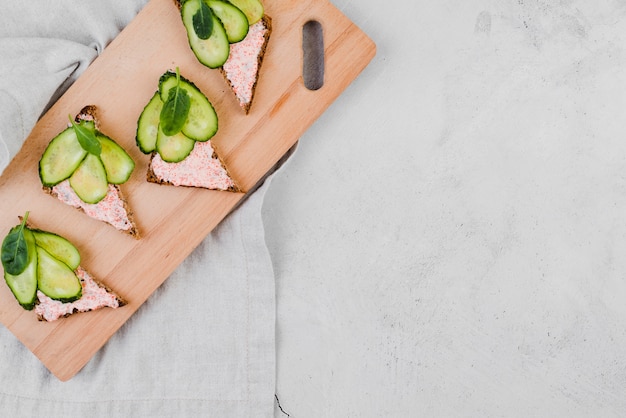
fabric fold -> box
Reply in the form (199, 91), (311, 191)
(0, 37), (97, 175)
(0, 180), (276, 417)
(0, 1), (277, 416)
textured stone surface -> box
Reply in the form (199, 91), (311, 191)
(264, 1), (626, 416)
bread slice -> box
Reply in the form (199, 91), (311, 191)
(220, 15), (272, 113)
(45, 182), (139, 237)
(7, 217), (127, 322)
(35, 266), (126, 322)
(147, 140), (241, 192)
(172, 0), (271, 113)
(43, 106), (139, 238)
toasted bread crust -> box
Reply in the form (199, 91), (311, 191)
(36, 271), (127, 322)
(219, 15), (272, 113)
(172, 0), (271, 113)
(74, 104), (99, 128)
(146, 142), (242, 193)
(43, 184), (140, 238)
(13, 217), (127, 322)
(44, 104), (140, 238)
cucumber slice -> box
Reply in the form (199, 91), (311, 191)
(4, 229), (38, 310)
(97, 133), (135, 184)
(136, 92), (163, 154)
(39, 128), (88, 186)
(36, 246), (82, 303)
(208, 0), (249, 43)
(227, 0), (263, 24)
(184, 94), (217, 141)
(156, 126), (196, 163)
(32, 230), (80, 271)
(159, 73), (218, 141)
(69, 154), (109, 204)
(182, 0), (230, 68)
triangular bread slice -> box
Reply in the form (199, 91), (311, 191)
(219, 15), (272, 113)
(11, 217), (127, 322)
(35, 266), (126, 322)
(43, 106), (139, 238)
(147, 140), (241, 192)
(172, 0), (271, 113)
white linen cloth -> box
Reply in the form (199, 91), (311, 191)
(0, 1), (276, 416)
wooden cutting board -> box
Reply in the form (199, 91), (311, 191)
(0, 0), (375, 381)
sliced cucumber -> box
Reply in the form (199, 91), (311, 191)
(36, 246), (82, 303)
(227, 0), (263, 24)
(156, 127), (196, 163)
(39, 128), (88, 186)
(32, 230), (80, 271)
(4, 229), (38, 310)
(97, 133), (135, 184)
(136, 92), (163, 154)
(159, 73), (218, 141)
(182, 0), (230, 68)
(208, 0), (249, 43)
(69, 154), (109, 204)
(184, 95), (217, 141)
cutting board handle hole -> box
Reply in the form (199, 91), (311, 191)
(303, 20), (324, 91)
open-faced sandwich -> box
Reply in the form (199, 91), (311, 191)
(1, 213), (126, 322)
(136, 68), (241, 191)
(175, 0), (271, 113)
(39, 106), (139, 238)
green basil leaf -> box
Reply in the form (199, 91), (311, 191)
(69, 115), (101, 156)
(160, 70), (191, 136)
(192, 0), (214, 40)
(1, 212), (30, 276)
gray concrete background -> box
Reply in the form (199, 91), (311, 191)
(263, 1), (626, 416)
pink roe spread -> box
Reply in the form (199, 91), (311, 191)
(52, 181), (133, 231)
(222, 19), (268, 109)
(150, 141), (236, 190)
(35, 267), (121, 322)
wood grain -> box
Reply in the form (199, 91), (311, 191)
(0, 0), (375, 380)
